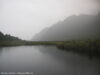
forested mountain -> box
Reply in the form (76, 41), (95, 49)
(0, 31), (21, 41)
(32, 13), (100, 41)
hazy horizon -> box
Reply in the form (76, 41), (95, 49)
(0, 0), (100, 40)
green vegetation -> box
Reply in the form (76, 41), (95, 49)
(0, 31), (24, 46)
(56, 39), (100, 58)
(0, 31), (21, 41)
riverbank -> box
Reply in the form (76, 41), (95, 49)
(0, 41), (58, 46)
(56, 39), (100, 58)
(0, 39), (100, 57)
(0, 39), (100, 49)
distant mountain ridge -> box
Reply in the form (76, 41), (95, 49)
(32, 13), (100, 41)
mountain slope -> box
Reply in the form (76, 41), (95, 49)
(32, 13), (100, 41)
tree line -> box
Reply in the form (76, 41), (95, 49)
(0, 31), (21, 41)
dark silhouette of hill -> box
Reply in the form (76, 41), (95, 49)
(0, 31), (21, 41)
(32, 13), (100, 41)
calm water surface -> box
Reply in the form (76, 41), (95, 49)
(0, 46), (100, 75)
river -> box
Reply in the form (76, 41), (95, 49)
(0, 46), (100, 75)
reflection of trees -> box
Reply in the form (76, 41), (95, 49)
(0, 47), (3, 56)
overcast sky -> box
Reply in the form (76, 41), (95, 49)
(0, 0), (100, 40)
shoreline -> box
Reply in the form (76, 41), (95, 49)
(0, 39), (100, 58)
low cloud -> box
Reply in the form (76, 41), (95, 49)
(0, 0), (99, 40)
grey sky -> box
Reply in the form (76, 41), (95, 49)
(0, 0), (100, 40)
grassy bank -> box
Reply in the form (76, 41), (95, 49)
(0, 41), (59, 46)
(56, 39), (100, 58)
(0, 39), (100, 49)
(0, 39), (100, 57)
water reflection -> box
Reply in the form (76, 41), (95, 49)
(0, 47), (3, 56)
(0, 46), (100, 75)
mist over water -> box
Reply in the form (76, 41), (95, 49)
(0, 1), (100, 75)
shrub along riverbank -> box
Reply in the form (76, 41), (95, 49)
(56, 39), (100, 58)
(0, 39), (100, 52)
(0, 39), (100, 57)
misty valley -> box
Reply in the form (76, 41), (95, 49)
(0, 11), (100, 75)
(0, 29), (100, 75)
